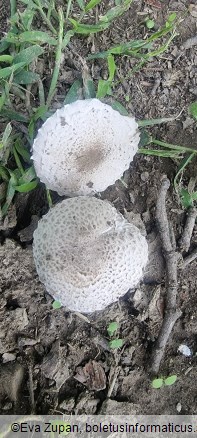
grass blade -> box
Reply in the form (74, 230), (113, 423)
(139, 148), (181, 158)
(110, 100), (129, 115)
(152, 139), (197, 154)
(174, 153), (195, 189)
(18, 166), (37, 184)
(76, 0), (85, 9)
(5, 31), (57, 45)
(46, 8), (64, 108)
(138, 117), (176, 127)
(14, 180), (38, 192)
(66, 0), (73, 19)
(14, 140), (31, 163)
(99, 0), (133, 23)
(0, 109), (28, 122)
(69, 18), (109, 34)
(85, 0), (102, 12)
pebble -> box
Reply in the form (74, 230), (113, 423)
(2, 353), (16, 363)
(178, 344), (192, 357)
(176, 402), (182, 413)
(141, 171), (149, 182)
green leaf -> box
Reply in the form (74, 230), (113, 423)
(14, 141), (31, 163)
(0, 55), (13, 63)
(0, 109), (28, 122)
(139, 148), (180, 158)
(164, 375), (177, 386)
(110, 100), (129, 115)
(139, 130), (152, 147)
(0, 166), (9, 182)
(174, 153), (195, 189)
(151, 139), (197, 154)
(13, 45), (44, 65)
(107, 321), (119, 337)
(14, 180), (38, 192)
(1, 177), (16, 216)
(0, 40), (10, 54)
(189, 102), (197, 121)
(109, 338), (123, 349)
(32, 105), (48, 121)
(180, 189), (193, 209)
(18, 166), (37, 184)
(85, 0), (101, 12)
(84, 78), (96, 98)
(146, 19), (155, 29)
(87, 39), (151, 59)
(69, 18), (109, 34)
(191, 191), (197, 201)
(167, 13), (177, 22)
(52, 300), (62, 309)
(64, 80), (83, 104)
(0, 62), (26, 79)
(5, 31), (57, 45)
(108, 54), (116, 81)
(62, 30), (75, 49)
(76, 0), (85, 9)
(152, 378), (164, 389)
(99, 0), (133, 23)
(1, 122), (12, 146)
(14, 70), (40, 85)
(96, 79), (111, 98)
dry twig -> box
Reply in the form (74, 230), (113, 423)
(183, 247), (197, 268)
(179, 207), (197, 252)
(150, 177), (182, 375)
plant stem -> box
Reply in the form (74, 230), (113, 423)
(46, 8), (64, 108)
(10, 0), (17, 18)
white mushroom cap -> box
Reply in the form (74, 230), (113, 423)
(33, 197), (148, 313)
(32, 99), (139, 196)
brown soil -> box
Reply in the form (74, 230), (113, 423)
(0, 0), (197, 416)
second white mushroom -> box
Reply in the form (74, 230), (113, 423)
(33, 197), (148, 313)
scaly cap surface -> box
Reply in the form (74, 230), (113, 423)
(33, 197), (148, 313)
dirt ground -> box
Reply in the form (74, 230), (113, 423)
(0, 0), (197, 416)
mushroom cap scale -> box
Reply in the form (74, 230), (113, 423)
(33, 197), (148, 313)
(32, 99), (140, 196)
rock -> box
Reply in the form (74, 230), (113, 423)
(2, 353), (16, 363)
(41, 340), (70, 390)
(0, 362), (24, 403)
(100, 399), (140, 415)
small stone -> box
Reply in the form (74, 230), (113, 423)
(2, 353), (16, 363)
(2, 402), (13, 410)
(178, 344), (192, 357)
(141, 171), (149, 182)
(176, 402), (182, 413)
(59, 398), (75, 412)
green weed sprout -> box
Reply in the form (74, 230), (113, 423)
(52, 300), (62, 309)
(107, 321), (123, 350)
(152, 375), (177, 389)
(139, 102), (197, 208)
